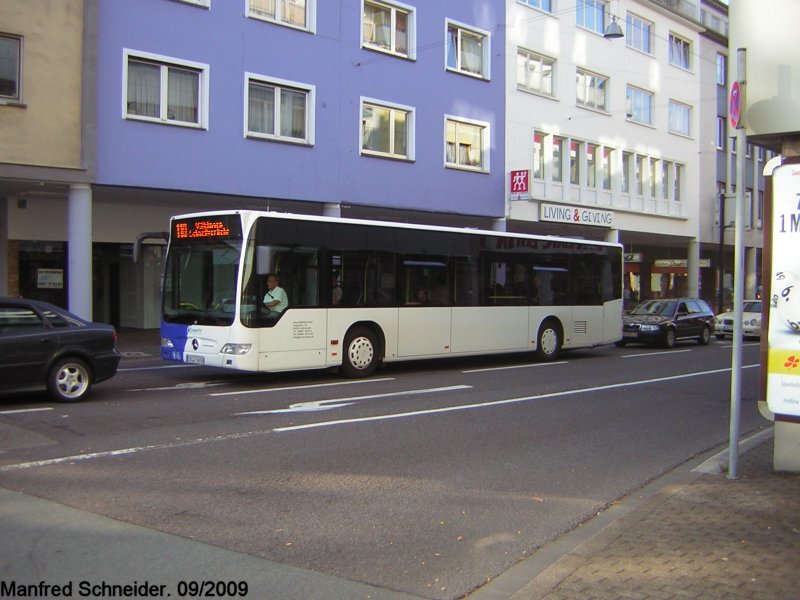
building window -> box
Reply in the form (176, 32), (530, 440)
(636, 155), (645, 195)
(570, 140), (581, 185)
(626, 14), (653, 54)
(445, 116), (489, 171)
(576, 0), (605, 35)
(622, 151), (631, 193)
(361, 98), (413, 160)
(552, 136), (563, 182)
(248, 0), (313, 31)
(669, 33), (691, 70)
(668, 100), (692, 136)
(0, 34), (21, 102)
(662, 161), (670, 199)
(587, 143), (597, 188)
(519, 0), (552, 12)
(649, 159), (657, 197)
(533, 132), (544, 179)
(176, 0), (210, 7)
(446, 21), (490, 79)
(517, 49), (554, 97)
(626, 85), (652, 125)
(362, 0), (414, 59)
(716, 117), (726, 150)
(125, 51), (208, 128)
(602, 147), (612, 190)
(674, 164), (683, 202)
(246, 74), (314, 144)
(576, 69), (608, 112)
(716, 53), (727, 86)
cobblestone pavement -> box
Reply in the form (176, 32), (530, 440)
(508, 435), (800, 600)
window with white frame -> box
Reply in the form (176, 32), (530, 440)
(361, 98), (414, 160)
(649, 159), (657, 197)
(622, 151), (631, 193)
(519, 0), (552, 13)
(445, 116), (489, 171)
(716, 117), (726, 150)
(669, 33), (691, 70)
(602, 147), (612, 190)
(626, 85), (652, 125)
(587, 143), (597, 188)
(246, 73), (314, 144)
(446, 21), (490, 79)
(674, 164), (683, 202)
(576, 0), (605, 35)
(125, 51), (208, 127)
(716, 53), (727, 86)
(552, 136), (563, 182)
(569, 140), (581, 185)
(363, 0), (414, 59)
(533, 132), (544, 179)
(0, 34), (22, 102)
(248, 0), (313, 31)
(661, 161), (670, 199)
(517, 49), (554, 97)
(626, 14), (653, 54)
(668, 100), (692, 136)
(576, 68), (607, 112)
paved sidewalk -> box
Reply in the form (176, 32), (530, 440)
(472, 431), (800, 600)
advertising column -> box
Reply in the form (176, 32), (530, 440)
(767, 164), (800, 469)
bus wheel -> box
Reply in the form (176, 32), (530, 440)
(535, 319), (562, 361)
(342, 327), (378, 378)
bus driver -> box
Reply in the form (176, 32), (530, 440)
(263, 274), (288, 315)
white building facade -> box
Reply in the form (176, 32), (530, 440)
(504, 0), (709, 306)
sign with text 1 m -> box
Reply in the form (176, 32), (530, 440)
(767, 164), (800, 417)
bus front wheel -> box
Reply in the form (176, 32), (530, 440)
(342, 327), (379, 378)
(535, 319), (562, 362)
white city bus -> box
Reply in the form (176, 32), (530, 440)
(160, 210), (623, 377)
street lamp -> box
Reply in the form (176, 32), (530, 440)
(604, 15), (624, 39)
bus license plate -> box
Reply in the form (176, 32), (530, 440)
(186, 354), (205, 365)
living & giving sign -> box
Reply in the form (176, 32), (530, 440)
(539, 203), (614, 228)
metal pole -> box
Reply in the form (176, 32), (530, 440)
(728, 48), (747, 480)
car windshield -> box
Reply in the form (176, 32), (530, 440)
(742, 301), (761, 313)
(630, 300), (677, 316)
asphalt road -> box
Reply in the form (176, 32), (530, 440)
(0, 339), (766, 599)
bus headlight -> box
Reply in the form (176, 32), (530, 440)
(221, 343), (252, 356)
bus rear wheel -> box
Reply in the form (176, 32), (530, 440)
(342, 327), (379, 378)
(535, 319), (562, 362)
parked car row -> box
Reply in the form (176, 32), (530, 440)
(0, 296), (120, 402)
(617, 296), (764, 349)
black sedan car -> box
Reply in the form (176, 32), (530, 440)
(616, 298), (714, 348)
(0, 297), (121, 402)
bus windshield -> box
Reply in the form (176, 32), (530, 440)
(162, 239), (242, 325)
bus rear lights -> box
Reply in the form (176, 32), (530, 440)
(221, 343), (252, 355)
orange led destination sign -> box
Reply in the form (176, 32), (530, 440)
(172, 216), (242, 241)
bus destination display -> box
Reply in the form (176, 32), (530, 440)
(173, 216), (242, 240)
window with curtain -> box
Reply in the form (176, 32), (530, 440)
(669, 34), (691, 70)
(602, 147), (612, 190)
(621, 151), (631, 194)
(246, 76), (312, 144)
(569, 140), (581, 185)
(668, 100), (692, 136)
(0, 34), (22, 101)
(446, 22), (488, 79)
(626, 85), (652, 125)
(445, 118), (487, 170)
(126, 55), (204, 126)
(517, 49), (554, 97)
(533, 132), (544, 179)
(552, 136), (563, 182)
(363, 0), (411, 58)
(248, 0), (309, 29)
(587, 143), (598, 188)
(576, 69), (607, 111)
(361, 100), (412, 159)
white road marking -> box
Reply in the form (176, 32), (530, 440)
(462, 361), (567, 373)
(127, 381), (228, 392)
(234, 385), (472, 415)
(0, 407), (54, 415)
(273, 364), (760, 433)
(210, 377), (395, 397)
(0, 365), (758, 471)
(620, 349), (693, 358)
(118, 364), (199, 372)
